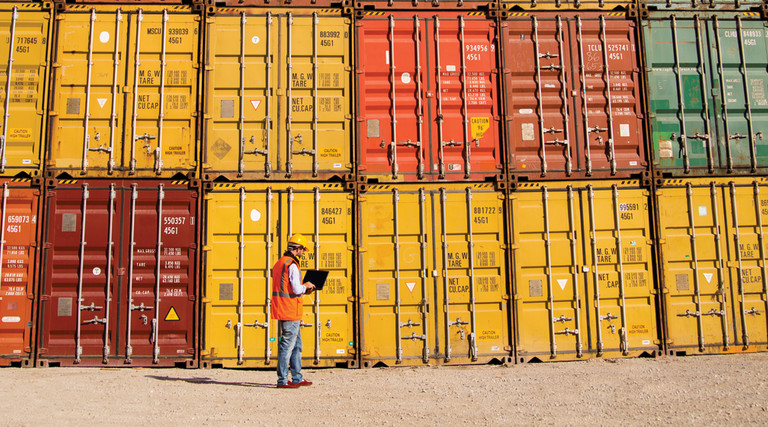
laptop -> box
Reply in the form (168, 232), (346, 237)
(302, 269), (330, 290)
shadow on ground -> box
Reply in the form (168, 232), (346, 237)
(146, 375), (275, 389)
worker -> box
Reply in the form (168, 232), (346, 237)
(271, 233), (316, 389)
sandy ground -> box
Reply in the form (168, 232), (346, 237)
(1, 353), (767, 426)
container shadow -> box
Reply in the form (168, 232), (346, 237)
(146, 375), (275, 389)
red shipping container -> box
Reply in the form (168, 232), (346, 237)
(500, 11), (647, 181)
(353, 0), (498, 11)
(37, 179), (199, 367)
(0, 178), (42, 367)
(356, 11), (504, 182)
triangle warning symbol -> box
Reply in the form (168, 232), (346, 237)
(557, 279), (568, 290)
(164, 306), (180, 321)
(703, 273), (713, 283)
(250, 100), (261, 111)
(97, 98), (108, 108)
(406, 282), (416, 293)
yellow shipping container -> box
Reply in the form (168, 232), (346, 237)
(201, 182), (355, 368)
(0, 3), (52, 177)
(202, 8), (353, 181)
(47, 5), (200, 178)
(511, 180), (660, 362)
(357, 183), (512, 367)
(656, 178), (768, 355)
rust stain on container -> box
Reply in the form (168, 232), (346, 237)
(36, 179), (199, 367)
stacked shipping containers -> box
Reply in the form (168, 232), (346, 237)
(35, 2), (202, 367)
(500, 0), (661, 362)
(354, 0), (513, 366)
(0, 2), (51, 366)
(641, 0), (768, 355)
(199, 1), (358, 368)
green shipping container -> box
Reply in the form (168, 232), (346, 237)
(643, 11), (768, 177)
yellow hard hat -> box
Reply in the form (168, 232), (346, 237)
(288, 234), (310, 251)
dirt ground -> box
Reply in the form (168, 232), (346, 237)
(2, 353), (767, 426)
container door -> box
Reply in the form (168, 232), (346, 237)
(0, 181), (39, 365)
(583, 185), (657, 357)
(644, 16), (718, 174)
(0, 5), (49, 176)
(39, 183), (120, 364)
(512, 184), (587, 360)
(359, 184), (509, 366)
(356, 13), (501, 182)
(49, 7), (198, 177)
(121, 184), (197, 365)
(280, 185), (355, 366)
(707, 16), (768, 172)
(723, 180), (768, 350)
(204, 11), (351, 181)
(658, 181), (732, 352)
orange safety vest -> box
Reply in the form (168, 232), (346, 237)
(270, 255), (304, 321)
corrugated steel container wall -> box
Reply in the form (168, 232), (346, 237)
(37, 179), (199, 367)
(500, 0), (635, 11)
(357, 183), (512, 366)
(47, 5), (201, 178)
(0, 178), (41, 366)
(355, 11), (504, 182)
(656, 177), (768, 355)
(201, 182), (355, 368)
(643, 11), (768, 177)
(641, 0), (765, 11)
(511, 180), (660, 361)
(0, 3), (51, 177)
(203, 8), (354, 181)
(211, 0), (352, 8)
(501, 11), (647, 181)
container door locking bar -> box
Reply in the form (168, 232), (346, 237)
(567, 186), (583, 357)
(313, 187), (322, 364)
(710, 182), (730, 349)
(154, 10), (168, 175)
(670, 16), (691, 174)
(80, 9), (97, 174)
(0, 184), (7, 299)
(736, 16), (759, 173)
(684, 182), (707, 352)
(75, 184), (90, 363)
(263, 187), (273, 363)
(587, 184), (605, 355)
(393, 188), (404, 363)
(418, 188), (430, 362)
(237, 187), (246, 364)
(598, 16), (616, 176)
(713, 17), (734, 173)
(439, 188), (452, 361)
(555, 16), (571, 175)
(152, 185), (165, 363)
(384, 16), (425, 180)
(693, 15), (714, 174)
(464, 187), (478, 361)
(576, 16), (600, 177)
(129, 9), (144, 174)
(542, 186), (558, 358)
(125, 184), (141, 363)
(99, 184), (116, 363)
(730, 182), (750, 347)
(0, 6), (18, 174)
(611, 184), (630, 355)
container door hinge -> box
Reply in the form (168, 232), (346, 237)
(504, 346), (512, 352)
(188, 295), (196, 301)
(202, 245), (212, 251)
(347, 296), (356, 303)
(40, 295), (50, 301)
(201, 297), (211, 303)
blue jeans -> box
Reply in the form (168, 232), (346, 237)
(277, 320), (303, 385)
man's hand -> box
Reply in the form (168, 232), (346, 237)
(304, 282), (316, 293)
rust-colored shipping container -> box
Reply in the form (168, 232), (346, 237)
(208, 0), (352, 9)
(656, 177), (768, 355)
(0, 178), (42, 367)
(36, 179), (199, 367)
(46, 5), (201, 179)
(0, 3), (52, 178)
(354, 0), (498, 11)
(202, 8), (354, 181)
(500, 0), (636, 12)
(355, 11), (504, 182)
(501, 11), (647, 181)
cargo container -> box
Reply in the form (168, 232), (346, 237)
(37, 179), (199, 367)
(0, 3), (52, 178)
(501, 11), (647, 181)
(355, 11), (504, 182)
(0, 178), (42, 367)
(202, 8), (354, 182)
(201, 182), (355, 368)
(500, 0), (636, 12)
(46, 5), (201, 179)
(641, 0), (766, 11)
(643, 11), (768, 177)
(357, 183), (512, 366)
(354, 0), (497, 11)
(655, 177), (768, 355)
(207, 0), (352, 9)
(510, 180), (660, 361)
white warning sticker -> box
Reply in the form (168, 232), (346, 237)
(97, 98), (108, 108)
(336, 349), (345, 354)
(703, 273), (713, 283)
(446, 65), (456, 72)
(620, 123), (630, 137)
(406, 282), (416, 293)
(250, 100), (261, 111)
(699, 206), (708, 217)
(250, 209), (261, 222)
(557, 279), (568, 290)
(99, 32), (110, 43)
